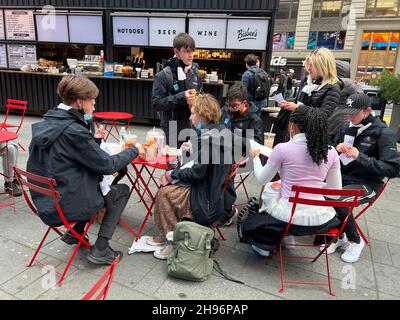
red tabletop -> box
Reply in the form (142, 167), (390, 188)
(93, 112), (134, 121)
(132, 156), (177, 170)
(0, 131), (18, 143)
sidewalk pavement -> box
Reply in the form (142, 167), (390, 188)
(0, 115), (399, 301)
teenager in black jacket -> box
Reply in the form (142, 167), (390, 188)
(275, 48), (341, 145)
(320, 92), (400, 263)
(147, 94), (232, 260)
(27, 76), (140, 265)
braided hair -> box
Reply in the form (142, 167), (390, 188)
(289, 105), (330, 165)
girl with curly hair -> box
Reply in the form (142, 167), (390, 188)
(242, 105), (342, 256)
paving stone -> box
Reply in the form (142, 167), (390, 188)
(367, 222), (400, 245)
(379, 211), (400, 228)
(388, 243), (400, 268)
(369, 239), (393, 266)
(374, 263), (400, 297)
(0, 289), (17, 300)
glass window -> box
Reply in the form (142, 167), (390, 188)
(362, 32), (372, 50)
(291, 1), (299, 22)
(273, 33), (288, 50)
(366, 0), (376, 16)
(317, 31), (337, 49)
(336, 31), (346, 49)
(314, 0), (322, 18)
(375, 0), (398, 16)
(287, 32), (296, 49)
(372, 32), (389, 50)
(321, 1), (343, 17)
(390, 32), (399, 50)
(276, 1), (291, 20)
(308, 32), (317, 49)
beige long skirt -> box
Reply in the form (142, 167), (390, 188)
(153, 184), (193, 235)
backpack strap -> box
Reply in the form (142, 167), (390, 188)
(162, 65), (174, 94)
(213, 260), (244, 284)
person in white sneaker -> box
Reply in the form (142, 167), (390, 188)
(328, 92), (400, 263)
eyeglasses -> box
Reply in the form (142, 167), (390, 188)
(228, 101), (243, 109)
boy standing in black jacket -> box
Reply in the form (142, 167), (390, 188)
(326, 92), (400, 263)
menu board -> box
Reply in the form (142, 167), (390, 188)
(189, 18), (227, 49)
(149, 17), (186, 47)
(0, 10), (5, 40)
(7, 44), (37, 69)
(36, 14), (69, 43)
(69, 15), (103, 44)
(5, 10), (36, 41)
(0, 44), (7, 68)
(226, 19), (269, 50)
(113, 16), (149, 46)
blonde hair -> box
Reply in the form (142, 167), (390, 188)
(57, 75), (99, 105)
(306, 48), (338, 85)
(191, 94), (222, 123)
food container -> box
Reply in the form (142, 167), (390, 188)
(138, 144), (157, 162)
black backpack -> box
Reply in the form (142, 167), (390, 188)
(250, 68), (272, 101)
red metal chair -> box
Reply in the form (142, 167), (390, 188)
(215, 157), (249, 241)
(81, 256), (120, 300)
(354, 179), (391, 245)
(0, 99), (28, 151)
(14, 167), (96, 287)
(278, 185), (364, 296)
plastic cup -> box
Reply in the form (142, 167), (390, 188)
(125, 134), (137, 148)
(264, 132), (276, 148)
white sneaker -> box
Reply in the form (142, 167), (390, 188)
(320, 234), (349, 255)
(153, 244), (173, 260)
(251, 244), (270, 257)
(341, 238), (365, 263)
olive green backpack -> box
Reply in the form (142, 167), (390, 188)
(167, 220), (244, 283)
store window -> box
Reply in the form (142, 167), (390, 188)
(276, 0), (299, 24)
(308, 31), (346, 50)
(366, 0), (400, 17)
(273, 32), (296, 50)
(357, 31), (400, 82)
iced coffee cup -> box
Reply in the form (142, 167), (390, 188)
(264, 132), (276, 148)
(125, 134), (137, 148)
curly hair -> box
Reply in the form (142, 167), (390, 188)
(191, 93), (221, 123)
(289, 105), (330, 165)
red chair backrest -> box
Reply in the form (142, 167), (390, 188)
(222, 157), (249, 192)
(82, 256), (120, 300)
(3, 99), (28, 133)
(13, 167), (89, 246)
(285, 185), (364, 237)
(354, 179), (391, 221)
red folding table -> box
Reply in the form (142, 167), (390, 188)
(119, 155), (176, 241)
(93, 112), (134, 142)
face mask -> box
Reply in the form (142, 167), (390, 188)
(230, 110), (241, 118)
(84, 114), (93, 122)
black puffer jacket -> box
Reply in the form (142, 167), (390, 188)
(27, 108), (139, 226)
(170, 123), (232, 226)
(297, 78), (341, 117)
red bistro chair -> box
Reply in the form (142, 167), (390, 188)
(14, 167), (96, 287)
(215, 157), (249, 241)
(354, 179), (391, 245)
(278, 185), (364, 296)
(82, 256), (120, 300)
(0, 99), (28, 151)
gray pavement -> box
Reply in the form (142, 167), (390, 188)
(0, 115), (399, 300)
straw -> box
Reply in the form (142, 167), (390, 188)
(269, 124), (274, 134)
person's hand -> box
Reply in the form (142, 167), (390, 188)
(344, 146), (360, 160)
(185, 89), (197, 106)
(280, 101), (298, 111)
(94, 126), (106, 140)
(180, 140), (192, 153)
(160, 173), (170, 187)
(137, 145), (146, 158)
(251, 148), (261, 158)
(336, 143), (350, 154)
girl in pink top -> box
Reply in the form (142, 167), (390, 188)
(241, 105), (342, 255)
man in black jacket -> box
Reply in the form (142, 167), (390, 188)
(27, 76), (140, 265)
(152, 33), (203, 147)
(326, 92), (400, 263)
(219, 82), (263, 226)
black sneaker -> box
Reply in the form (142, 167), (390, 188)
(4, 181), (22, 197)
(87, 246), (123, 265)
(60, 231), (90, 246)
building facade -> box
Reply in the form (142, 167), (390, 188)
(271, 0), (400, 82)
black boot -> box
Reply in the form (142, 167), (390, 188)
(4, 180), (22, 197)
